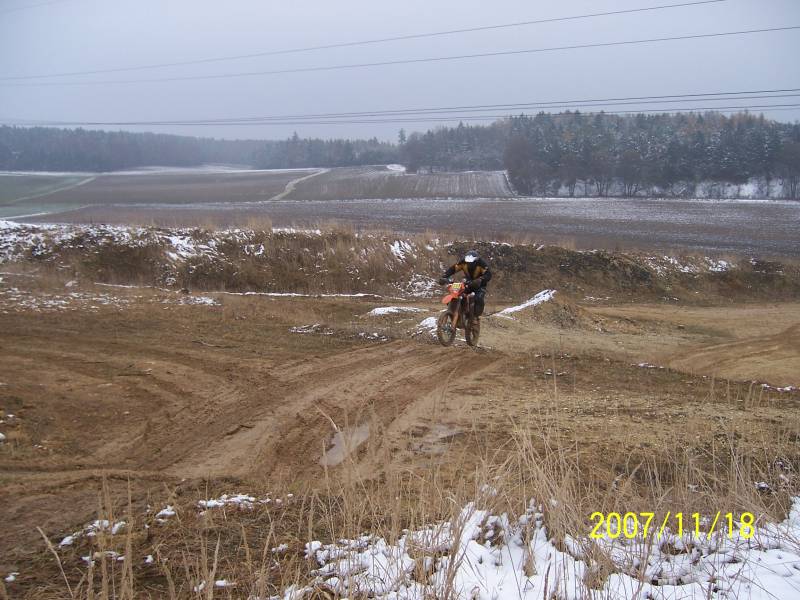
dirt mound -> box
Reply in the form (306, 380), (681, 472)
(3, 221), (799, 303)
(451, 241), (800, 303)
(493, 291), (590, 329)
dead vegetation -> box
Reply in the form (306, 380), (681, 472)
(5, 223), (800, 303)
(1, 228), (799, 598)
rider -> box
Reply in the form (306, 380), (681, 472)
(438, 249), (492, 319)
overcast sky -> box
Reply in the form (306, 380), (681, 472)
(1, 0), (798, 141)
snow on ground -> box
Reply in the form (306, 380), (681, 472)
(223, 291), (386, 299)
(643, 255), (733, 277)
(416, 316), (438, 335)
(0, 284), (220, 313)
(759, 383), (798, 393)
(284, 497), (800, 600)
(289, 324), (334, 335)
(367, 306), (425, 316)
(155, 506), (176, 522)
(635, 362), (664, 369)
(197, 493), (292, 511)
(404, 274), (439, 298)
(59, 519), (126, 548)
(385, 164), (406, 172)
(271, 227), (323, 235)
(0, 288), (136, 313)
(496, 290), (556, 317)
(389, 240), (415, 261)
(172, 295), (218, 306)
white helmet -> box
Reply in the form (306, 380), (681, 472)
(464, 250), (479, 263)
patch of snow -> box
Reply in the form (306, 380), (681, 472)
(156, 505), (176, 522)
(198, 494), (257, 510)
(759, 383), (797, 393)
(174, 295), (218, 306)
(4, 572), (18, 583)
(0, 432), (5, 443)
(385, 164), (406, 172)
(272, 227), (322, 235)
(280, 496), (800, 600)
(496, 289), (556, 317)
(404, 274), (439, 298)
(289, 324), (333, 335)
(367, 306), (425, 316)
(389, 240), (415, 261)
(357, 331), (389, 341)
(707, 258), (731, 272)
(416, 316), (438, 335)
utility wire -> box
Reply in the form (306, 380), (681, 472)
(3, 25), (797, 87)
(13, 88), (800, 126)
(0, 0), (726, 80)
(7, 103), (799, 128)
(0, 0), (71, 16)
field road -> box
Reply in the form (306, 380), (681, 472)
(27, 195), (800, 258)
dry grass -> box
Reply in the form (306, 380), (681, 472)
(19, 397), (796, 599)
(10, 222), (800, 304)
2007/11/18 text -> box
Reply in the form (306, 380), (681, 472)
(589, 512), (755, 540)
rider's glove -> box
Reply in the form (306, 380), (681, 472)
(438, 277), (449, 285)
(469, 278), (482, 290)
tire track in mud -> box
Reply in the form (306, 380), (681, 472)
(666, 323), (800, 386)
(0, 307), (510, 483)
(170, 341), (505, 479)
(0, 323), (284, 473)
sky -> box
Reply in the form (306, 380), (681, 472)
(0, 0), (798, 141)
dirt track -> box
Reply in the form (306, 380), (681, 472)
(2, 277), (799, 574)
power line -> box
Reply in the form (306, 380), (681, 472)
(0, 0), (726, 80)
(0, 0), (71, 16)
(3, 25), (797, 87)
(11, 88), (800, 126)
(7, 103), (799, 128)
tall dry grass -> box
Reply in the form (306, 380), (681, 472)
(30, 395), (796, 600)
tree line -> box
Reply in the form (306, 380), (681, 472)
(2, 111), (798, 198)
(0, 126), (398, 172)
(401, 113), (800, 199)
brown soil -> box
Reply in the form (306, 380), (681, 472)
(1, 276), (799, 594)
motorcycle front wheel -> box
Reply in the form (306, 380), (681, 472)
(465, 316), (480, 347)
(436, 310), (456, 346)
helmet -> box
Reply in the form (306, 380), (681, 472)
(464, 250), (479, 263)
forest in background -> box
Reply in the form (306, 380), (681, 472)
(401, 113), (800, 199)
(1, 110), (798, 198)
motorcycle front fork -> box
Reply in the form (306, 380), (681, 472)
(449, 297), (472, 328)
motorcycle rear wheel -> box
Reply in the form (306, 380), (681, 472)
(436, 310), (456, 346)
(465, 316), (480, 347)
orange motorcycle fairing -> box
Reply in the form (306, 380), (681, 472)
(442, 293), (459, 304)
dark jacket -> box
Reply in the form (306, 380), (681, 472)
(443, 256), (492, 288)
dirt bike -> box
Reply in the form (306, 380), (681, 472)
(436, 279), (480, 347)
